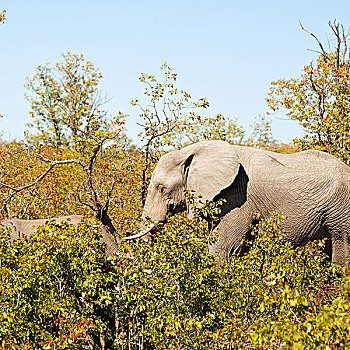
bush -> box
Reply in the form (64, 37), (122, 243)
(0, 221), (118, 349)
(1, 212), (347, 349)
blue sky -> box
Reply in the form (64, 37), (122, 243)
(1, 0), (350, 143)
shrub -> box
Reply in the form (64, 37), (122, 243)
(0, 212), (347, 349)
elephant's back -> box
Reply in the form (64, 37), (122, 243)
(246, 148), (350, 213)
(280, 149), (349, 170)
(0, 215), (83, 239)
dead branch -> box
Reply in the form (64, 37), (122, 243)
(0, 156), (84, 215)
(300, 21), (330, 61)
(300, 20), (350, 69)
(0, 132), (125, 237)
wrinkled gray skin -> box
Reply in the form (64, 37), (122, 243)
(0, 215), (120, 256)
(133, 140), (350, 266)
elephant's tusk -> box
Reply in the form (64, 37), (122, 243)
(232, 243), (242, 255)
(122, 224), (155, 241)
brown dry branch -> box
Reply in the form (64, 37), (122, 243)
(0, 135), (124, 236)
(300, 20), (350, 69)
(0, 145), (84, 215)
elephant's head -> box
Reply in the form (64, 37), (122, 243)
(125, 140), (242, 240)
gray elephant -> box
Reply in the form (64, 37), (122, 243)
(0, 215), (121, 257)
(125, 140), (350, 266)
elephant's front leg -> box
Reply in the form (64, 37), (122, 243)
(329, 228), (350, 267)
(208, 206), (253, 264)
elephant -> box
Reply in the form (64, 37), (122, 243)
(0, 215), (121, 257)
(125, 140), (350, 266)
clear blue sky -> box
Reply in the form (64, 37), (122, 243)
(1, 0), (350, 144)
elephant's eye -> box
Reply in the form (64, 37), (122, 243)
(157, 185), (165, 194)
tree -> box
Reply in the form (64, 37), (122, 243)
(267, 21), (350, 163)
(1, 53), (131, 234)
(25, 52), (123, 153)
(10, 53), (131, 231)
(174, 113), (245, 146)
(131, 63), (207, 204)
(0, 10), (5, 121)
(246, 114), (277, 150)
(131, 63), (245, 204)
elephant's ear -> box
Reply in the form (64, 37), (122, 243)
(183, 141), (240, 219)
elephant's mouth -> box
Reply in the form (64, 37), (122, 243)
(124, 199), (186, 242)
(168, 200), (187, 215)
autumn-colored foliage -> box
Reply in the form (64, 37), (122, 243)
(0, 141), (142, 239)
(25, 53), (126, 153)
(267, 21), (350, 163)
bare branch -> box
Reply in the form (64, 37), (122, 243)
(300, 21), (330, 61)
(0, 155), (85, 215)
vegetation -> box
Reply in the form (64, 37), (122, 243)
(25, 52), (127, 153)
(1, 20), (350, 349)
(267, 21), (350, 163)
(0, 206), (348, 349)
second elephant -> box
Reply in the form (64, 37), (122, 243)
(0, 215), (121, 257)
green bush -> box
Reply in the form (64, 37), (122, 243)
(0, 213), (348, 349)
(0, 221), (117, 349)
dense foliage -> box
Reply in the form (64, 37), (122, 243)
(1, 208), (349, 349)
